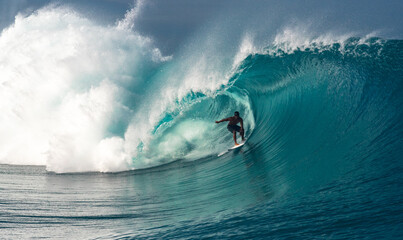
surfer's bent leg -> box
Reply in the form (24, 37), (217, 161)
(227, 125), (240, 145)
(233, 131), (238, 145)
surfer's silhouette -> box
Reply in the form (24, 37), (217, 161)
(215, 111), (245, 146)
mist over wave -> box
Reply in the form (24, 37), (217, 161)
(0, 5), (169, 172)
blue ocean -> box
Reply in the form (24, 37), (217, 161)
(1, 0), (402, 239)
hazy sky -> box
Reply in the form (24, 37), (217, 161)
(1, 0), (402, 54)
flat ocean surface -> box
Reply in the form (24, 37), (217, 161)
(1, 0), (402, 239)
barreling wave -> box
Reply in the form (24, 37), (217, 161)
(0, 5), (402, 175)
(141, 36), (403, 191)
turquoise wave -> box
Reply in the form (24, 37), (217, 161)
(138, 38), (403, 186)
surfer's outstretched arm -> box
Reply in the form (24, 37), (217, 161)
(215, 117), (230, 123)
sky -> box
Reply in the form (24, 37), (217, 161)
(0, 0), (402, 54)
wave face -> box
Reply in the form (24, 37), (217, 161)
(235, 37), (403, 193)
(140, 37), (403, 239)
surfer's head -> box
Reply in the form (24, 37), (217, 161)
(234, 111), (240, 117)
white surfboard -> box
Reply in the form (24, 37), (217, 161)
(228, 139), (246, 151)
(218, 139), (247, 157)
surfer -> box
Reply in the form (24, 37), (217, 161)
(215, 111), (245, 146)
